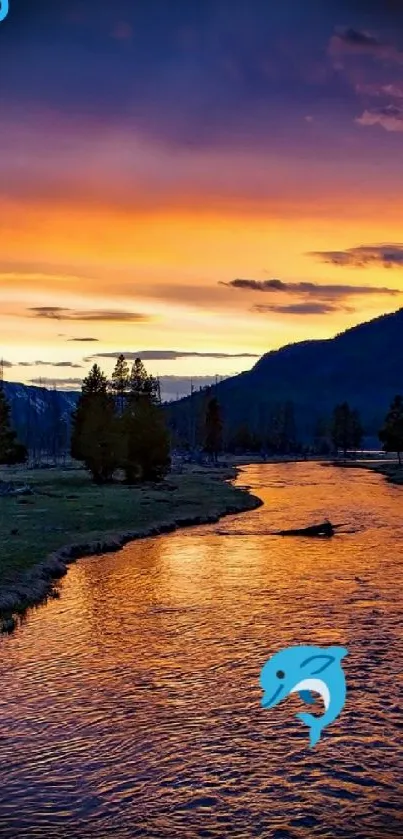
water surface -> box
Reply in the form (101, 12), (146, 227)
(0, 463), (402, 838)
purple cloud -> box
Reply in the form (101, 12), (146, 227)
(223, 277), (400, 298)
(311, 244), (403, 267)
(27, 307), (151, 322)
(86, 350), (259, 362)
(252, 302), (350, 315)
(356, 105), (403, 132)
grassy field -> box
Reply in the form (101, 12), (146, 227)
(0, 464), (260, 591)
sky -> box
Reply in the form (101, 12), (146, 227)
(1, 0), (403, 398)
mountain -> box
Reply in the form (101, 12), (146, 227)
(2, 382), (79, 456)
(3, 308), (403, 452)
(166, 308), (403, 445)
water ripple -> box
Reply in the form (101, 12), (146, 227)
(0, 463), (402, 838)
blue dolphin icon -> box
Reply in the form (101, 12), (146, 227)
(260, 644), (348, 747)
(0, 1), (9, 23)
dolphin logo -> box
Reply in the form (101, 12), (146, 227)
(0, 1), (9, 23)
(260, 644), (348, 747)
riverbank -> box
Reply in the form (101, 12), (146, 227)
(328, 459), (403, 486)
(0, 464), (262, 634)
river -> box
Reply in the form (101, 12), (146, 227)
(0, 463), (402, 838)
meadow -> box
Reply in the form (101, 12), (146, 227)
(0, 463), (260, 592)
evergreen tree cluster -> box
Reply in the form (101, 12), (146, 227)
(379, 395), (403, 465)
(328, 395), (403, 463)
(170, 389), (403, 466)
(331, 402), (364, 457)
(168, 394), (301, 456)
(0, 381), (27, 465)
(71, 356), (170, 483)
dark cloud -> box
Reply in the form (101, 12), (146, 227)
(86, 350), (259, 362)
(333, 28), (382, 50)
(328, 23), (403, 133)
(17, 361), (83, 368)
(25, 374), (229, 399)
(0, 1), (368, 159)
(223, 278), (400, 299)
(1, 0), (403, 181)
(54, 361), (83, 367)
(67, 337), (99, 342)
(327, 25), (403, 142)
(28, 307), (151, 322)
(311, 244), (403, 267)
(222, 278), (284, 292)
(29, 378), (83, 388)
(253, 302), (347, 315)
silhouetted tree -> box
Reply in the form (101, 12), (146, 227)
(265, 403), (297, 454)
(204, 397), (223, 464)
(111, 354), (130, 414)
(0, 382), (27, 465)
(129, 358), (159, 405)
(122, 358), (169, 481)
(331, 402), (363, 457)
(379, 395), (403, 465)
(71, 364), (120, 483)
(122, 397), (171, 482)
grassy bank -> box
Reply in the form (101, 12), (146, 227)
(328, 459), (403, 486)
(0, 464), (262, 632)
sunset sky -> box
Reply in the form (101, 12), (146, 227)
(1, 0), (403, 398)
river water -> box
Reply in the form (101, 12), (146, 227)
(0, 463), (402, 839)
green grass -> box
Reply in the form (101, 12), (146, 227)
(0, 465), (258, 588)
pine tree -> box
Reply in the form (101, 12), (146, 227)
(331, 402), (363, 457)
(0, 382), (27, 465)
(128, 358), (159, 405)
(379, 395), (403, 465)
(122, 358), (169, 482)
(332, 403), (350, 457)
(204, 397), (223, 464)
(122, 398), (171, 482)
(111, 354), (130, 414)
(71, 364), (120, 483)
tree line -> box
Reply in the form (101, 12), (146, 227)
(1, 369), (403, 471)
(169, 398), (299, 456)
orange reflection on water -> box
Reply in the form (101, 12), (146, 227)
(0, 463), (402, 837)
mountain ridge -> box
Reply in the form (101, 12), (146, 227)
(167, 307), (403, 442)
(2, 307), (403, 447)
